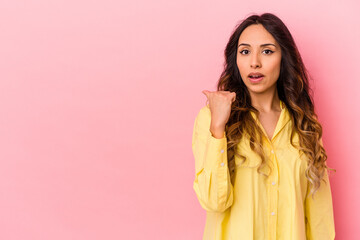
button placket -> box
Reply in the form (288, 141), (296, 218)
(268, 144), (278, 240)
(220, 149), (225, 167)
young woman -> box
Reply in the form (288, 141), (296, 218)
(192, 13), (336, 239)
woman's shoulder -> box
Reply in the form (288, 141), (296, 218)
(194, 104), (212, 126)
(197, 104), (211, 118)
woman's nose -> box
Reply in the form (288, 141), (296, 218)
(250, 53), (261, 68)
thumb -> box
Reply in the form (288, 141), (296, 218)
(202, 90), (210, 98)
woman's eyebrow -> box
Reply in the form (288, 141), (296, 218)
(238, 43), (277, 48)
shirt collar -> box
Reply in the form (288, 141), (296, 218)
(250, 100), (291, 142)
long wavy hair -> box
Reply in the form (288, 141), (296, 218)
(218, 13), (335, 199)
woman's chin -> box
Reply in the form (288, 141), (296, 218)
(245, 83), (267, 93)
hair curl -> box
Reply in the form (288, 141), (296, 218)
(217, 13), (336, 199)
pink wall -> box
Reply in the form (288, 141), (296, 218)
(0, 0), (359, 239)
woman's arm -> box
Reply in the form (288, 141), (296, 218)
(192, 105), (234, 213)
(305, 138), (336, 240)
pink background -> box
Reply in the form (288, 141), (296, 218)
(0, 0), (359, 239)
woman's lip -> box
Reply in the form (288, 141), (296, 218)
(249, 76), (264, 83)
(248, 72), (264, 77)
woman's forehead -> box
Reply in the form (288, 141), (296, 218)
(238, 24), (278, 47)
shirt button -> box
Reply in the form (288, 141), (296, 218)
(220, 162), (225, 167)
(272, 181), (276, 185)
(220, 149), (224, 153)
(271, 212), (275, 216)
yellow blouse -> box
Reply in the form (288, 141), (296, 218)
(192, 100), (335, 240)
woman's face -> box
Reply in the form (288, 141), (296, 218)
(236, 24), (282, 95)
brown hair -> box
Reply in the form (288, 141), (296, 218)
(218, 13), (335, 199)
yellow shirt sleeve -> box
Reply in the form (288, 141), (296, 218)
(192, 105), (234, 212)
(304, 138), (336, 239)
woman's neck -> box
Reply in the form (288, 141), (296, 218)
(250, 88), (281, 113)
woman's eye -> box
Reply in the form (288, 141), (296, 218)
(239, 49), (274, 55)
(263, 49), (274, 54)
(239, 50), (249, 55)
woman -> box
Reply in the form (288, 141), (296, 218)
(192, 13), (336, 239)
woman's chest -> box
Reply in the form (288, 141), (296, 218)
(234, 124), (308, 172)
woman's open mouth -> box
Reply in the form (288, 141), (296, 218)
(248, 73), (264, 83)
